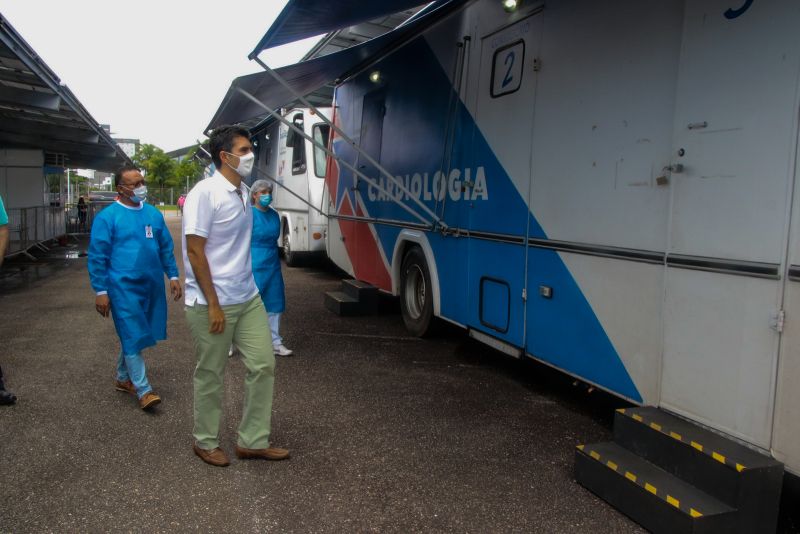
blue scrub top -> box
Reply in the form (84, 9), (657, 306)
(87, 202), (179, 355)
(251, 206), (285, 314)
(0, 195), (8, 226)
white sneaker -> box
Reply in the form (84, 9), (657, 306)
(273, 344), (293, 356)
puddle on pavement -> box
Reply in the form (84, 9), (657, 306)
(0, 239), (89, 295)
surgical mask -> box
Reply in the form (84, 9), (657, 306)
(259, 194), (272, 208)
(225, 151), (255, 177)
(125, 185), (147, 203)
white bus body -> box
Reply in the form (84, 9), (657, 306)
(322, 0), (800, 474)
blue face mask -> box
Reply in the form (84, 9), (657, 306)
(259, 194), (272, 208)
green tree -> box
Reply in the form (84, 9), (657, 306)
(133, 144), (178, 203)
(174, 145), (206, 193)
(46, 173), (62, 194)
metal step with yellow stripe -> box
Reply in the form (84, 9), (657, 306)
(615, 407), (779, 475)
(613, 407), (783, 534)
(575, 442), (737, 534)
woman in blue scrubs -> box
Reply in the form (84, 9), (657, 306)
(250, 180), (292, 356)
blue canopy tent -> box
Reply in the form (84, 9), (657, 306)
(248, 0), (431, 58)
(205, 0), (472, 230)
(206, 0), (468, 133)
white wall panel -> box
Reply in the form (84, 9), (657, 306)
(561, 253), (664, 404)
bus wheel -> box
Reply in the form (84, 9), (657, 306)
(283, 230), (299, 267)
(400, 247), (435, 337)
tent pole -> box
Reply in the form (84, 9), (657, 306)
(235, 87), (434, 228)
(251, 56), (447, 231)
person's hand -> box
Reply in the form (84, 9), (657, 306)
(208, 303), (225, 334)
(95, 294), (111, 317)
(170, 279), (183, 302)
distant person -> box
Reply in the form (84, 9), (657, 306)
(177, 194), (186, 215)
(250, 180), (292, 356)
(0, 194), (17, 406)
(77, 196), (88, 229)
(88, 165), (182, 410)
(183, 125), (288, 467)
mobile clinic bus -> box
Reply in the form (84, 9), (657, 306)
(207, 0), (800, 485)
(251, 108), (332, 265)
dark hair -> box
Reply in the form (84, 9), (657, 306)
(114, 164), (141, 187)
(209, 125), (250, 168)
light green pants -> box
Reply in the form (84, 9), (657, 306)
(186, 295), (275, 450)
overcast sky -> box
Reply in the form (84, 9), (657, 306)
(0, 1), (321, 151)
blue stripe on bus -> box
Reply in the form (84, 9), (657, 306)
(333, 37), (642, 402)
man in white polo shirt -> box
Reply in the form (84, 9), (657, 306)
(183, 125), (289, 467)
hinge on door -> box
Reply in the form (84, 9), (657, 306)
(533, 57), (542, 72)
(521, 288), (527, 302)
(771, 310), (785, 333)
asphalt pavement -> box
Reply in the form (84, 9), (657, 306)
(0, 217), (647, 532)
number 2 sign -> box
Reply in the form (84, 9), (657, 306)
(491, 40), (525, 98)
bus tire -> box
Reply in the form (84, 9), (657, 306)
(400, 246), (436, 337)
(283, 222), (299, 267)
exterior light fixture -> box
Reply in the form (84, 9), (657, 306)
(369, 70), (382, 83)
(502, 0), (519, 12)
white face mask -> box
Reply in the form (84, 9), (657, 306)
(133, 185), (147, 201)
(123, 184), (147, 203)
(225, 151), (255, 178)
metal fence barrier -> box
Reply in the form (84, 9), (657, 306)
(1, 199), (180, 262)
(3, 205), (66, 260)
(64, 202), (104, 235)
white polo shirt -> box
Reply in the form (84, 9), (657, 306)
(182, 171), (258, 306)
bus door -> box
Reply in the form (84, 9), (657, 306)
(463, 11), (542, 347)
(352, 87), (391, 287)
(660, 0), (800, 448)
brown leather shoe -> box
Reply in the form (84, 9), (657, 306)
(114, 379), (136, 396)
(193, 443), (230, 467)
(235, 445), (290, 461)
(139, 391), (161, 410)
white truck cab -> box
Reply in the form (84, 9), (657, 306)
(253, 107), (331, 265)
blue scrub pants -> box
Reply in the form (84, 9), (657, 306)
(116, 350), (152, 398)
(268, 312), (283, 347)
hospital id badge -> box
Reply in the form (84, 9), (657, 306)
(145, 225), (153, 239)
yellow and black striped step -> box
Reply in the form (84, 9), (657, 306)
(575, 442), (737, 533)
(612, 406), (783, 533)
(615, 407), (779, 474)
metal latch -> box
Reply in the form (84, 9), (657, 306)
(664, 163), (684, 174)
(771, 310), (785, 333)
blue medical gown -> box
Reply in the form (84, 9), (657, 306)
(88, 203), (179, 355)
(251, 207), (285, 313)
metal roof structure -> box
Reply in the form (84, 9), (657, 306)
(0, 13), (132, 171)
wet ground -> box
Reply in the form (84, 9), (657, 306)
(0, 219), (794, 532)
(0, 237), (87, 293)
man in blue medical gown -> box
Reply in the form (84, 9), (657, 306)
(88, 165), (182, 410)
